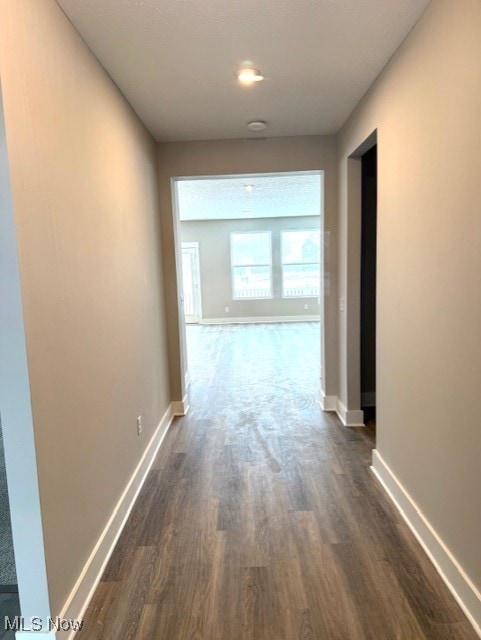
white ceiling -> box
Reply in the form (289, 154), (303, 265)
(177, 172), (321, 221)
(56, 0), (430, 142)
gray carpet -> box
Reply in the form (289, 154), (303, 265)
(0, 418), (17, 587)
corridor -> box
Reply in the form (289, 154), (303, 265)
(77, 323), (475, 639)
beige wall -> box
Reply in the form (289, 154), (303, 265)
(181, 216), (321, 320)
(338, 0), (481, 593)
(5, 0), (478, 624)
(0, 0), (170, 616)
(158, 136), (338, 400)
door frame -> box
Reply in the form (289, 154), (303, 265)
(340, 129), (377, 426)
(0, 83), (52, 631)
(171, 170), (327, 406)
(181, 242), (202, 323)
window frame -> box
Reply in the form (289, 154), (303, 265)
(230, 230), (273, 300)
(280, 228), (321, 299)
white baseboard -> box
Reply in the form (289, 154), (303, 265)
(372, 450), (481, 638)
(320, 391), (337, 411)
(200, 315), (320, 325)
(335, 399), (364, 427)
(361, 391), (376, 407)
(60, 404), (176, 640)
(172, 393), (189, 416)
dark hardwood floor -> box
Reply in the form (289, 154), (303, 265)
(77, 322), (477, 639)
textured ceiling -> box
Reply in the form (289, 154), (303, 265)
(176, 172), (321, 221)
(56, 0), (430, 142)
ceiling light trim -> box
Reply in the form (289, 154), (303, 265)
(237, 67), (264, 85)
(247, 120), (267, 132)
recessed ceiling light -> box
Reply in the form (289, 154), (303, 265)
(247, 120), (267, 132)
(244, 184), (254, 193)
(237, 68), (264, 85)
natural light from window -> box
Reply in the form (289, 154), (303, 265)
(281, 230), (320, 298)
(230, 231), (272, 299)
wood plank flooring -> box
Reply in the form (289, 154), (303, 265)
(77, 322), (478, 640)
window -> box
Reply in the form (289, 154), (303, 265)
(281, 229), (320, 297)
(230, 231), (272, 299)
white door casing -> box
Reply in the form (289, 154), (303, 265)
(181, 242), (202, 323)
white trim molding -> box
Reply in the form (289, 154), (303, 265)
(335, 399), (364, 427)
(200, 315), (320, 325)
(60, 404), (176, 640)
(1, 91), (53, 632)
(372, 450), (481, 639)
(320, 391), (337, 411)
(172, 393), (189, 416)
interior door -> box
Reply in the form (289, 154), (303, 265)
(181, 243), (202, 323)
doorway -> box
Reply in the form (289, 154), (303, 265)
(342, 130), (377, 427)
(172, 171), (324, 398)
(360, 145), (377, 427)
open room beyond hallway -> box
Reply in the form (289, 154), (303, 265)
(76, 323), (476, 640)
